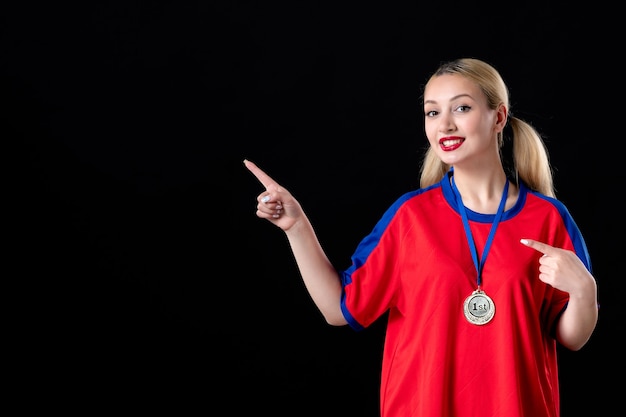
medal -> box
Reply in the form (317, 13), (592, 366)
(451, 172), (509, 325)
(463, 289), (495, 325)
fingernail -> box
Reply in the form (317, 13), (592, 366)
(261, 196), (270, 203)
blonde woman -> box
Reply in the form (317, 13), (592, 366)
(244, 58), (598, 417)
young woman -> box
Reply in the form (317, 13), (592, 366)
(243, 58), (598, 417)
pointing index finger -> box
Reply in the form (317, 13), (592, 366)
(520, 238), (554, 256)
(243, 159), (275, 188)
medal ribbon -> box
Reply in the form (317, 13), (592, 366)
(451, 176), (509, 289)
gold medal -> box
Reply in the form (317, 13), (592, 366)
(463, 289), (495, 325)
(451, 174), (509, 327)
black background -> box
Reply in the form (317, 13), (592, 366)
(5, 2), (622, 415)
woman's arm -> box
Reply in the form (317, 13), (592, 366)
(520, 238), (598, 350)
(244, 159), (347, 325)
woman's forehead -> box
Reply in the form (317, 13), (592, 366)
(424, 74), (483, 103)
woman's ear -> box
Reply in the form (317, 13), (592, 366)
(494, 103), (508, 132)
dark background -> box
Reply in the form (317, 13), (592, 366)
(5, 2), (622, 415)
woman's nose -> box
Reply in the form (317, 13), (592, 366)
(438, 115), (455, 132)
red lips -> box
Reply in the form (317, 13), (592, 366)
(439, 136), (464, 151)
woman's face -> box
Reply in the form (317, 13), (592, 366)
(423, 73), (503, 168)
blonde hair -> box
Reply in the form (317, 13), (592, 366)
(419, 58), (555, 198)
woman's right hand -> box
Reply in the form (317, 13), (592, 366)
(243, 159), (303, 231)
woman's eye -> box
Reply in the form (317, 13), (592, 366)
(455, 105), (471, 113)
(425, 110), (438, 117)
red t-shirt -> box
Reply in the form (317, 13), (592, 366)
(340, 170), (591, 417)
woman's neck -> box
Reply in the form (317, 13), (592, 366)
(451, 167), (517, 213)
